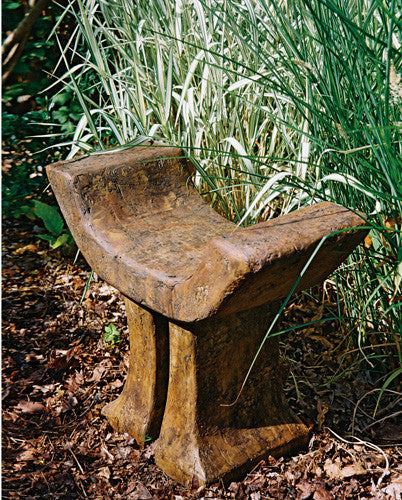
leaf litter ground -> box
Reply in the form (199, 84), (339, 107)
(2, 216), (401, 499)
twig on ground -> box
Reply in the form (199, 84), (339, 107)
(326, 427), (390, 488)
(68, 446), (85, 475)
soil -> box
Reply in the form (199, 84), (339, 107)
(2, 215), (401, 499)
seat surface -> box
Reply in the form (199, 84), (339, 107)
(47, 145), (368, 322)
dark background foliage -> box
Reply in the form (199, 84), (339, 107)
(2, 0), (81, 220)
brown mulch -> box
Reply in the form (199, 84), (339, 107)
(2, 215), (401, 499)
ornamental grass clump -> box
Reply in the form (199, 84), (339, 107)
(51, 0), (401, 418)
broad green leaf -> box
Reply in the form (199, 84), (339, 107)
(32, 200), (64, 236)
(52, 92), (71, 106)
(50, 232), (70, 249)
(37, 234), (57, 245)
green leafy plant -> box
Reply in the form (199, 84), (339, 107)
(104, 324), (121, 346)
(2, 0), (76, 220)
(1, 105), (62, 219)
(31, 200), (75, 250)
(50, 88), (90, 135)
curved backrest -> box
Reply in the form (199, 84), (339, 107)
(47, 145), (368, 322)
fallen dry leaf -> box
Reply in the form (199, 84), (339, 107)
(14, 244), (38, 255)
(118, 446), (134, 459)
(15, 400), (45, 414)
(110, 378), (124, 390)
(142, 440), (157, 460)
(313, 486), (333, 500)
(297, 480), (315, 499)
(88, 365), (107, 382)
(381, 477), (402, 498)
(128, 481), (152, 499)
(364, 234), (372, 249)
(17, 449), (37, 461)
(88, 359), (112, 382)
(97, 466), (111, 480)
(47, 346), (81, 371)
(339, 463), (367, 478)
(324, 459), (366, 480)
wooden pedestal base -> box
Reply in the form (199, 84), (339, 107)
(155, 302), (309, 485)
(102, 298), (169, 445)
(103, 299), (309, 483)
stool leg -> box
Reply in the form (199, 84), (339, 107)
(155, 302), (309, 485)
(102, 298), (169, 445)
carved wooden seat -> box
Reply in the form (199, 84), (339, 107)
(47, 145), (367, 485)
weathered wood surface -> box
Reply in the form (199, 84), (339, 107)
(47, 145), (368, 485)
(47, 146), (367, 323)
(156, 302), (309, 485)
(101, 298), (169, 445)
